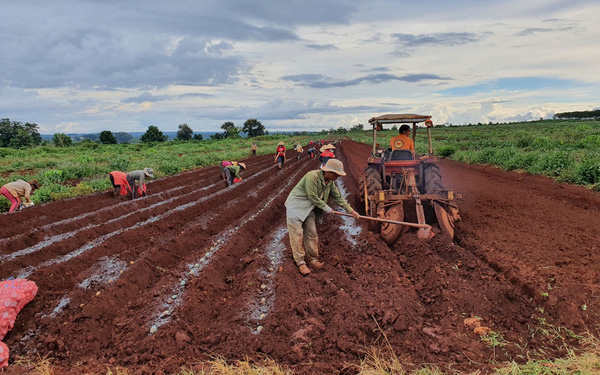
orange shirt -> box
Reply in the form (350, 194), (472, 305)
(390, 134), (414, 152)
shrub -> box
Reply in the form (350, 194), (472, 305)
(436, 146), (457, 158)
(515, 136), (534, 148)
(77, 155), (95, 164)
(532, 152), (574, 176)
(43, 169), (64, 183)
(34, 184), (68, 203)
(574, 158), (600, 185)
(158, 162), (181, 175)
(504, 152), (539, 170)
(578, 135), (600, 149)
(531, 136), (556, 150)
(109, 158), (130, 172)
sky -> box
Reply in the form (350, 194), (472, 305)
(1, 0), (599, 134)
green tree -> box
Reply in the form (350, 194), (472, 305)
(242, 119), (266, 138)
(8, 128), (34, 149)
(99, 130), (117, 144)
(141, 125), (168, 143)
(0, 118), (42, 148)
(350, 123), (364, 132)
(176, 123), (193, 141)
(221, 121), (241, 139)
(210, 132), (224, 140)
(193, 133), (203, 141)
(52, 133), (73, 147)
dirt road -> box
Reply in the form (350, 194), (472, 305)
(1, 141), (599, 373)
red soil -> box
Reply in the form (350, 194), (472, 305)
(1, 141), (599, 374)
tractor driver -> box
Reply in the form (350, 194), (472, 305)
(390, 124), (414, 153)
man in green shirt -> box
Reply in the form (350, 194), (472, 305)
(285, 159), (360, 276)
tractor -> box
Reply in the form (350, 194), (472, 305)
(361, 114), (460, 244)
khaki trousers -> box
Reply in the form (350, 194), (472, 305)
(287, 211), (319, 266)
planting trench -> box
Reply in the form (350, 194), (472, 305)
(1, 141), (599, 374)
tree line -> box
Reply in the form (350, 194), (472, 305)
(553, 109), (600, 120)
(0, 118), (268, 149)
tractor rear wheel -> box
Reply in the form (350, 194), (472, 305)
(365, 166), (382, 194)
(422, 163), (444, 194)
(364, 166), (382, 231)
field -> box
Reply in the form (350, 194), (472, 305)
(0, 136), (301, 212)
(1, 138), (600, 374)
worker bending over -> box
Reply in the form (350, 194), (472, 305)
(285, 159), (360, 276)
(109, 168), (154, 199)
(318, 144), (336, 166)
(221, 161), (246, 186)
(1, 179), (39, 213)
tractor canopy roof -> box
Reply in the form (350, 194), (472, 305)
(368, 114), (431, 125)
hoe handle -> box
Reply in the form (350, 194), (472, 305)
(333, 211), (431, 229)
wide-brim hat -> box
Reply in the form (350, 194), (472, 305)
(277, 141), (284, 146)
(319, 144), (336, 152)
(238, 162), (246, 169)
(143, 167), (154, 178)
(28, 179), (40, 189)
(320, 159), (346, 176)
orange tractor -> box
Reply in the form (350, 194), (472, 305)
(361, 114), (460, 244)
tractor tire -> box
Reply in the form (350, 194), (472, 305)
(364, 166), (382, 231)
(422, 163), (444, 194)
(365, 166), (382, 195)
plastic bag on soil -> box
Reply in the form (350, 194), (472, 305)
(0, 278), (38, 368)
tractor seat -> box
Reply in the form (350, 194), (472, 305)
(388, 149), (414, 161)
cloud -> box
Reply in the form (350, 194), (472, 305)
(281, 73), (450, 88)
(515, 27), (574, 36)
(121, 91), (213, 104)
(305, 43), (339, 51)
(362, 67), (390, 73)
(436, 77), (582, 96)
(391, 32), (481, 48)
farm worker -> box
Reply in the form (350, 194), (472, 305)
(127, 168), (154, 199)
(306, 147), (316, 159)
(274, 141), (286, 169)
(295, 144), (304, 160)
(251, 142), (257, 157)
(390, 124), (414, 153)
(223, 162), (246, 186)
(285, 159), (360, 276)
(0, 179), (39, 213)
(318, 144), (336, 166)
(109, 171), (131, 197)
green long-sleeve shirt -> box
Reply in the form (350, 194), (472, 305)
(226, 165), (242, 180)
(285, 170), (354, 223)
